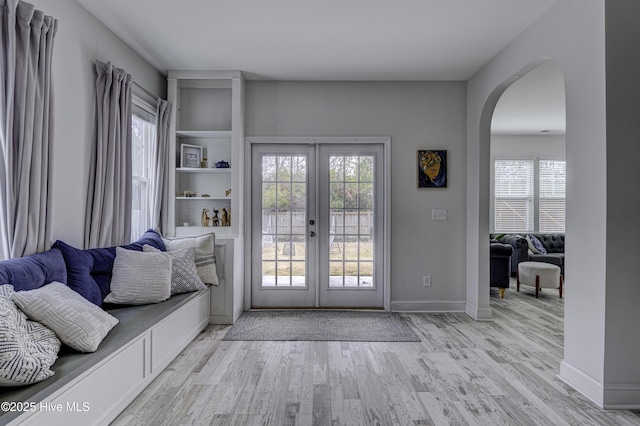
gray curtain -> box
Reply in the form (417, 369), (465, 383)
(150, 98), (172, 235)
(85, 60), (132, 248)
(0, 0), (57, 259)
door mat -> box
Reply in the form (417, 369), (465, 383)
(222, 310), (420, 342)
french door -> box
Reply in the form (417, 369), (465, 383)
(250, 142), (385, 308)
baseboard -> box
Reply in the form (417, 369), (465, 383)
(558, 360), (604, 408)
(465, 301), (493, 321)
(391, 300), (466, 313)
(603, 384), (640, 409)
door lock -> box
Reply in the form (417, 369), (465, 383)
(309, 231), (316, 237)
(309, 219), (315, 225)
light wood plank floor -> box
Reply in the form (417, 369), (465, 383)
(111, 286), (640, 425)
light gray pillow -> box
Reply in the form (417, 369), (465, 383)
(162, 233), (219, 285)
(104, 247), (172, 305)
(0, 284), (60, 386)
(11, 282), (117, 353)
(143, 244), (206, 295)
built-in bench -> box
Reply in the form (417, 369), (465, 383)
(0, 287), (210, 425)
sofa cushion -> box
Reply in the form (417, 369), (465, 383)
(162, 233), (219, 285)
(104, 247), (172, 305)
(527, 234), (547, 254)
(0, 248), (67, 292)
(0, 285), (60, 386)
(143, 245), (206, 295)
(12, 282), (118, 353)
(52, 229), (166, 306)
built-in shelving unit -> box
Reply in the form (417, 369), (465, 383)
(167, 70), (245, 324)
(167, 71), (244, 238)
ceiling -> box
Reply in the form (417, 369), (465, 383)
(73, 0), (564, 134)
(74, 0), (557, 81)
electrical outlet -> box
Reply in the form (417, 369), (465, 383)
(423, 275), (431, 287)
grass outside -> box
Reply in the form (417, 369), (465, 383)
(261, 240), (373, 276)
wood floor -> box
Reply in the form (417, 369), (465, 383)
(111, 286), (640, 425)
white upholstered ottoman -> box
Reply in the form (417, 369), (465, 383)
(517, 261), (563, 298)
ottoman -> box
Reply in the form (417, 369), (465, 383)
(517, 261), (563, 298)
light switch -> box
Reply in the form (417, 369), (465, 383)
(431, 209), (447, 220)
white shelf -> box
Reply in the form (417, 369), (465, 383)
(175, 226), (236, 238)
(176, 130), (231, 138)
(176, 196), (230, 200)
(176, 167), (231, 173)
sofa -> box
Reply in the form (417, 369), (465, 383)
(0, 229), (213, 425)
(496, 233), (565, 276)
(490, 240), (513, 297)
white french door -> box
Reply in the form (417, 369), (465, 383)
(250, 141), (385, 309)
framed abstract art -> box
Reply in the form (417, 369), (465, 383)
(417, 150), (447, 188)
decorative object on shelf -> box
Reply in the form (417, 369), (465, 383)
(211, 209), (220, 227)
(200, 157), (208, 168)
(417, 149), (447, 188)
(201, 209), (211, 227)
(183, 222), (190, 227)
(184, 190), (197, 197)
(225, 188), (231, 197)
(221, 208), (231, 227)
(215, 160), (230, 168)
(201, 194), (210, 198)
(181, 144), (202, 168)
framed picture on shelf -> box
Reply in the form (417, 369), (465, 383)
(417, 149), (447, 188)
(180, 144), (202, 168)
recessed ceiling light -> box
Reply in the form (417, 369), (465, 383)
(540, 130), (551, 133)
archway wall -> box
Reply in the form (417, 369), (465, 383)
(466, 0), (609, 405)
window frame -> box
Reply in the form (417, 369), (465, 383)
(492, 157), (566, 234)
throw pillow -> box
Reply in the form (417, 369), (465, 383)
(527, 234), (548, 254)
(104, 247), (172, 305)
(162, 233), (220, 285)
(12, 282), (119, 353)
(52, 229), (166, 306)
(0, 285), (60, 386)
(143, 245), (206, 295)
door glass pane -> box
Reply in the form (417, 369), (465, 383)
(328, 155), (376, 288)
(261, 155), (307, 288)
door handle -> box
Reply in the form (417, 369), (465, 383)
(309, 231), (316, 237)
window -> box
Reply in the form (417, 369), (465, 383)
(131, 98), (156, 242)
(539, 160), (566, 232)
(494, 160), (534, 232)
(493, 159), (566, 233)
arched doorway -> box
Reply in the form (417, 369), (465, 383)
(487, 59), (566, 304)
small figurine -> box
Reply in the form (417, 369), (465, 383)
(221, 208), (230, 227)
(215, 160), (230, 168)
(225, 188), (231, 197)
(211, 209), (220, 227)
(200, 157), (208, 168)
(201, 208), (211, 227)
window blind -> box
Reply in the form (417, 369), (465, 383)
(539, 160), (566, 232)
(494, 160), (534, 232)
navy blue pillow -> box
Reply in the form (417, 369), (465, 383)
(52, 229), (166, 306)
(0, 248), (67, 292)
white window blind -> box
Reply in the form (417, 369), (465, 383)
(539, 160), (566, 232)
(494, 160), (534, 232)
(131, 100), (156, 242)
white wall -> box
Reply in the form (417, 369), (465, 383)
(29, 0), (165, 249)
(245, 81), (468, 311)
(468, 0), (640, 408)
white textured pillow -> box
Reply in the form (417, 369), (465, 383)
(143, 245), (206, 294)
(11, 282), (117, 353)
(104, 247), (172, 305)
(0, 285), (60, 385)
(162, 233), (219, 285)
